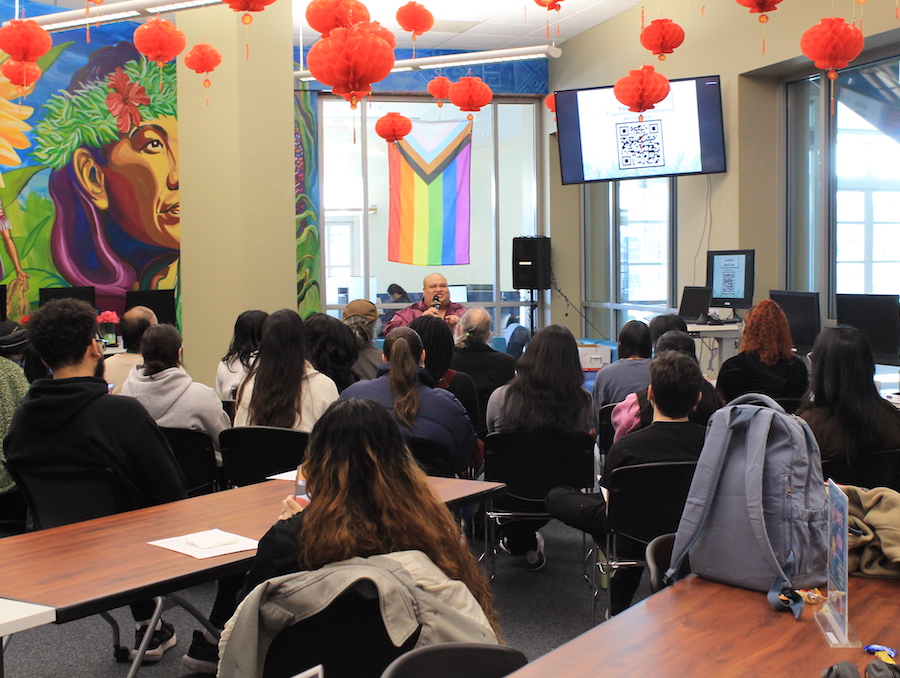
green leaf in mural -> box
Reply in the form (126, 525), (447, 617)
(0, 165), (48, 211)
(19, 213), (53, 260)
(37, 41), (73, 72)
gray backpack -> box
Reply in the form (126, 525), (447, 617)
(667, 393), (828, 617)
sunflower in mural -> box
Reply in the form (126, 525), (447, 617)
(0, 68), (35, 318)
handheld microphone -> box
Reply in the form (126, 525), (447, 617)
(431, 294), (441, 309)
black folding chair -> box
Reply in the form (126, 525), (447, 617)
(219, 426), (309, 487)
(406, 438), (454, 478)
(159, 427), (220, 496)
(596, 461), (697, 620)
(822, 448), (900, 491)
(645, 533), (691, 594)
(482, 430), (595, 578)
(380, 643), (527, 678)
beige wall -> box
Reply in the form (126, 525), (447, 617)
(177, 3), (297, 387)
(546, 1), (899, 326)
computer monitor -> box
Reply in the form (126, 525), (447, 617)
(39, 286), (96, 308)
(125, 290), (178, 327)
(836, 294), (900, 366)
(678, 286), (712, 323)
(769, 290), (821, 353)
(706, 250), (755, 310)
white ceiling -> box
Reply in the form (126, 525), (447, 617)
(292, 0), (639, 50)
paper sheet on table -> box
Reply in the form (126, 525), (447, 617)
(267, 470), (296, 481)
(149, 529), (259, 559)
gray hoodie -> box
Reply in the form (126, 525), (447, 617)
(121, 366), (230, 454)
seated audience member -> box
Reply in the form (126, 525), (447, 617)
(797, 326), (900, 463)
(611, 330), (724, 441)
(546, 350), (706, 614)
(235, 309), (339, 431)
(409, 314), (479, 428)
(339, 327), (476, 476)
(384, 272), (467, 333)
(121, 324), (231, 456)
(382, 283), (412, 330)
(4, 298), (185, 661)
(451, 308), (517, 437)
(0, 327), (30, 530)
(342, 299), (382, 380)
(238, 399), (497, 640)
(304, 313), (359, 393)
(485, 324), (593, 570)
(716, 298), (809, 403)
(104, 305), (157, 394)
(591, 320), (653, 413)
(217, 310), (267, 401)
(649, 313), (687, 348)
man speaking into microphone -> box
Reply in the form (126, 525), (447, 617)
(384, 272), (468, 333)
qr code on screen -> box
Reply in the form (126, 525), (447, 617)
(721, 271), (735, 295)
(616, 120), (664, 170)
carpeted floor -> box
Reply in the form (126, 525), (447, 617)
(2, 519), (650, 677)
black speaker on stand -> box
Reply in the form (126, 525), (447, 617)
(512, 237), (551, 337)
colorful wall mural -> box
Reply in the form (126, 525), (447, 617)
(0, 4), (177, 321)
(294, 89), (321, 317)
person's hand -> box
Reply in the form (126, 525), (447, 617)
(423, 306), (441, 317)
(15, 269), (29, 285)
(279, 494), (309, 520)
(445, 314), (460, 327)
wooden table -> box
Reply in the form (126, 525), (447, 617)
(0, 477), (505, 624)
(509, 575), (900, 678)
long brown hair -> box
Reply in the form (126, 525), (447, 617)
(383, 327), (423, 429)
(300, 399), (498, 632)
(739, 299), (794, 367)
(238, 309), (308, 427)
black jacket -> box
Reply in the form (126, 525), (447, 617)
(716, 352), (809, 404)
(4, 376), (186, 509)
(450, 343), (516, 435)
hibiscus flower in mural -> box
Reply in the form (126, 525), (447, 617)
(0, 67), (36, 318)
(106, 67), (150, 134)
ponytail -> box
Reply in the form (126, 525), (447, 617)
(384, 328), (424, 429)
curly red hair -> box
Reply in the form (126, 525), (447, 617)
(739, 299), (794, 366)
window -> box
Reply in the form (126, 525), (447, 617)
(320, 97), (538, 329)
(788, 57), (900, 304)
(583, 177), (676, 340)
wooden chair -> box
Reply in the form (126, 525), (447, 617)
(219, 426), (309, 487)
(159, 427), (220, 496)
(482, 430), (595, 578)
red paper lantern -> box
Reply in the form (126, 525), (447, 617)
(800, 17), (864, 79)
(449, 76), (493, 113)
(361, 21), (396, 50)
(396, 2), (434, 39)
(375, 112), (412, 143)
(613, 65), (670, 114)
(544, 93), (556, 113)
(184, 42), (222, 74)
(640, 18), (685, 60)
(307, 23), (394, 109)
(306, 0), (369, 36)
(427, 75), (451, 106)
(133, 17), (186, 67)
(0, 19), (52, 62)
(535, 0), (563, 11)
(1, 59), (42, 88)
(226, 0), (276, 12)
(735, 0), (782, 23)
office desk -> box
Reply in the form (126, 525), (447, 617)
(509, 575), (900, 678)
(0, 477), (505, 625)
(687, 323), (742, 376)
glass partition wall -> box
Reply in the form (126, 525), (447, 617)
(320, 97), (539, 332)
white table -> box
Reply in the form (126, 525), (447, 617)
(0, 599), (56, 678)
(687, 323), (742, 377)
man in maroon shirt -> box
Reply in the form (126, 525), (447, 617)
(384, 272), (467, 334)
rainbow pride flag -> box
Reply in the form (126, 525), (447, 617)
(388, 120), (472, 266)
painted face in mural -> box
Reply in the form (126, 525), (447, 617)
(102, 115), (179, 250)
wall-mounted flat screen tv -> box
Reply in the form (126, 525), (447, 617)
(555, 75), (727, 184)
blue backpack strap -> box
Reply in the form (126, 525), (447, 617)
(665, 407), (735, 584)
(743, 407), (804, 619)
